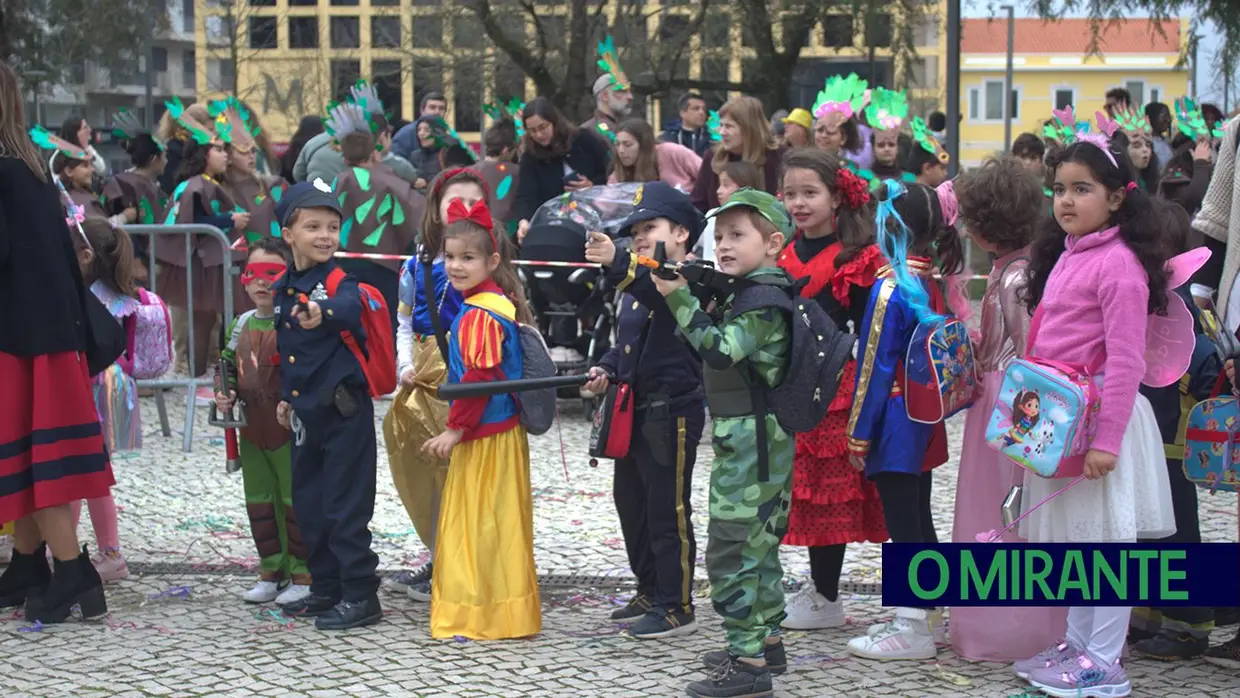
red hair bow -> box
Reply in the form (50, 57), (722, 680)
(446, 197), (495, 232)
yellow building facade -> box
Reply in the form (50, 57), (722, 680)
(957, 18), (1190, 166)
(194, 0), (949, 144)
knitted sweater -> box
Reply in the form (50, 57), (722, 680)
(1029, 227), (1149, 456)
(1190, 116), (1240, 321)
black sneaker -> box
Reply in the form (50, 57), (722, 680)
(1216, 607), (1240, 627)
(407, 579), (432, 602)
(280, 592), (340, 618)
(384, 562), (432, 595)
(685, 656), (773, 698)
(610, 593), (653, 621)
(702, 640), (787, 675)
(315, 596), (383, 630)
(1132, 631), (1209, 660)
(630, 607), (698, 639)
(1203, 634), (1240, 670)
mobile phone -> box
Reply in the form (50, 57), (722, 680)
(562, 170), (580, 186)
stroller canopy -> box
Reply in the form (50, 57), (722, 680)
(521, 182), (643, 262)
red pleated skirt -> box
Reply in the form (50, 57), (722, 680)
(783, 361), (888, 547)
(0, 351), (114, 521)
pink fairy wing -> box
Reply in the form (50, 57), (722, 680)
(1143, 248), (1213, 387)
(1166, 248), (1211, 290)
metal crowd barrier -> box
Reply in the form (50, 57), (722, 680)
(124, 224), (237, 453)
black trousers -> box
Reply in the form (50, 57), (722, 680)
(613, 407), (704, 613)
(873, 471), (938, 610)
(1137, 457), (1213, 629)
(337, 259), (399, 332)
(290, 393), (381, 602)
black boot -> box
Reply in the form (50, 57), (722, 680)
(0, 542), (52, 608)
(26, 546), (107, 623)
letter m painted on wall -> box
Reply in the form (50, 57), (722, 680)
(262, 74), (304, 117)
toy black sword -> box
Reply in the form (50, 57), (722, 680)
(437, 374), (590, 400)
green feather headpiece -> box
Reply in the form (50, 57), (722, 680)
(483, 97), (526, 138)
(812, 74), (868, 127)
(596, 35), (630, 91)
(910, 116), (949, 164)
(1176, 97), (1225, 142)
(165, 97), (216, 146)
(427, 116), (478, 163)
(1113, 106), (1151, 138)
(864, 87), (908, 132)
(29, 124), (88, 160)
(112, 109), (164, 153)
(707, 111), (722, 142)
(208, 96), (261, 150)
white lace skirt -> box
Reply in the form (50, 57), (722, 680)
(1019, 394), (1176, 543)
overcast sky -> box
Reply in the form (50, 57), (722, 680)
(961, 1), (1226, 104)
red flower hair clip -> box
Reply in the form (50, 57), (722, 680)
(834, 168), (871, 209)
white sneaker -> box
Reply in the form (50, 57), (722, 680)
(274, 583), (311, 605)
(0, 535), (12, 564)
(848, 607), (937, 660)
(867, 607), (948, 644)
(242, 580), (285, 604)
(781, 586), (845, 630)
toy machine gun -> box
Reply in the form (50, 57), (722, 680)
(208, 324), (247, 473)
(634, 241), (769, 306)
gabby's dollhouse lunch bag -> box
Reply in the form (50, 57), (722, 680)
(984, 307), (1099, 479)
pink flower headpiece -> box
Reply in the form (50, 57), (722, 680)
(1075, 111), (1119, 168)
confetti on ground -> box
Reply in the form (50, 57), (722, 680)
(454, 635), (470, 643)
(931, 663), (972, 687)
(146, 585), (193, 601)
(17, 620), (43, 633)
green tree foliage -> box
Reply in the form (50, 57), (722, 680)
(0, 0), (157, 83)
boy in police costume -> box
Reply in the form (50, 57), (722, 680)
(272, 179), (382, 630)
(583, 182), (706, 640)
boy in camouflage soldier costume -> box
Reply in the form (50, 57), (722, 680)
(653, 188), (794, 698)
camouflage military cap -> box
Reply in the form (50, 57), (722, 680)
(707, 188), (792, 236)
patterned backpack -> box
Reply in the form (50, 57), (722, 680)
(129, 287), (173, 380)
(903, 317), (978, 424)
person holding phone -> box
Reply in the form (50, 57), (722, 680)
(512, 98), (610, 242)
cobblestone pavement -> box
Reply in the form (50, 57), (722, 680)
(2, 395), (1237, 697)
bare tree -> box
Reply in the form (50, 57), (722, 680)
(0, 0), (154, 82)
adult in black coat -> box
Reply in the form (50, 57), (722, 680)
(0, 60), (114, 624)
(514, 97), (611, 241)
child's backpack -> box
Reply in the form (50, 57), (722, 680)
(727, 273), (857, 434)
(903, 317), (978, 424)
(129, 287), (173, 380)
(515, 324), (557, 436)
(1183, 390), (1240, 494)
(326, 267), (397, 397)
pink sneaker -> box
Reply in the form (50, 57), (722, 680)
(1026, 651), (1132, 698)
(1013, 639), (1075, 679)
(93, 549), (129, 583)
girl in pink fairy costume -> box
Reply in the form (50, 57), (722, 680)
(1013, 110), (1194, 698)
(949, 156), (1067, 661)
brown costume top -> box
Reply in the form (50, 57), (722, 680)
(221, 310), (289, 450)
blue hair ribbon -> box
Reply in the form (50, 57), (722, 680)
(874, 179), (943, 325)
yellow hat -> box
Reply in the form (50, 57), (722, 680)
(782, 108), (813, 131)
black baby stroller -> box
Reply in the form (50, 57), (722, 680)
(519, 183), (642, 409)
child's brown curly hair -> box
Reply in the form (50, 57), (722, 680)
(955, 156), (1045, 254)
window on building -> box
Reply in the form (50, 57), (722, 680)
(289, 17), (319, 49)
(913, 15), (938, 47)
(864, 13), (893, 48)
(1149, 87), (1162, 104)
(371, 0), (398, 6)
(969, 80), (1019, 121)
(331, 17), (360, 49)
(659, 14), (688, 42)
(412, 0), (441, 5)
(330, 0), (359, 6)
(330, 59), (361, 102)
(1124, 80), (1145, 104)
(454, 62), (483, 132)
(908, 56), (937, 89)
(1054, 88), (1075, 110)
(248, 17), (278, 50)
(248, 0), (275, 6)
(181, 0), (194, 33)
(412, 14), (443, 48)
(146, 46), (164, 74)
(413, 58), (445, 117)
(287, 0), (316, 5)
(822, 15), (853, 48)
(182, 50), (196, 90)
(207, 58), (235, 92)
(372, 60), (403, 117)
(702, 13), (730, 50)
(453, 15), (482, 50)
(371, 16), (400, 49)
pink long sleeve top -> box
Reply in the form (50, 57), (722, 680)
(607, 142), (702, 191)
(1028, 227), (1149, 456)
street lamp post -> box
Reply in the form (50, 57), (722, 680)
(1001, 5), (1015, 151)
(945, 0), (961, 176)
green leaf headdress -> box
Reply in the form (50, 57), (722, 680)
(1113, 105), (1151, 139)
(29, 124), (88, 160)
(910, 116), (949, 164)
(706, 110), (722, 142)
(812, 73), (868, 128)
(1175, 97), (1225, 142)
(427, 116), (478, 163)
(596, 35), (630, 91)
(484, 97), (526, 138)
(165, 97), (217, 146)
(1041, 105), (1091, 146)
(864, 87), (907, 132)
(112, 108), (164, 153)
(208, 96), (261, 152)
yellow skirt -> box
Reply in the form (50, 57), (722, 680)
(382, 336), (451, 549)
(430, 426), (541, 640)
